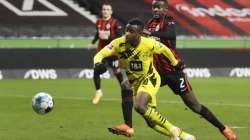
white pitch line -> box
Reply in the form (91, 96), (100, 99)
(230, 126), (248, 129)
(2, 94), (250, 108)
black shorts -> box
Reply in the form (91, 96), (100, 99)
(102, 56), (119, 69)
(159, 71), (192, 95)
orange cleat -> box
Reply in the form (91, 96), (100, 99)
(222, 126), (238, 140)
(108, 124), (134, 137)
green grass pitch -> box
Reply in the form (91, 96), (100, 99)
(0, 38), (249, 48)
(0, 78), (249, 140)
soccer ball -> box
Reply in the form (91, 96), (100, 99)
(32, 92), (54, 115)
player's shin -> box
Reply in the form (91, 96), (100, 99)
(153, 125), (171, 136)
(121, 88), (133, 127)
(152, 123), (195, 140)
(93, 69), (101, 90)
(143, 107), (179, 137)
(200, 105), (225, 131)
(144, 118), (171, 136)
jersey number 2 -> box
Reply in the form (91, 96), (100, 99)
(179, 78), (185, 89)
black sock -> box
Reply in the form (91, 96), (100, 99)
(93, 70), (101, 90)
(200, 105), (225, 132)
(121, 89), (133, 128)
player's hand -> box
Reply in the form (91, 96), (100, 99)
(174, 61), (185, 72)
(142, 29), (151, 36)
(94, 62), (107, 74)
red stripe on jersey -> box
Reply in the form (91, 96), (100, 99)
(96, 18), (117, 51)
(153, 49), (181, 72)
(146, 16), (182, 72)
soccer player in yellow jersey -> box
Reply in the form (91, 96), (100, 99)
(94, 18), (196, 140)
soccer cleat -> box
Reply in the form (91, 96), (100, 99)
(179, 130), (196, 140)
(108, 124), (134, 137)
(222, 126), (237, 140)
(169, 126), (182, 138)
(171, 135), (196, 140)
(170, 127), (196, 140)
(92, 92), (103, 104)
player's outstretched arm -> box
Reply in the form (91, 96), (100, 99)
(93, 43), (116, 64)
(153, 41), (178, 66)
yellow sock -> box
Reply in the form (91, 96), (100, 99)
(153, 125), (171, 136)
(144, 107), (175, 133)
(180, 131), (187, 140)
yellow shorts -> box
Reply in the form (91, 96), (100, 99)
(132, 72), (161, 107)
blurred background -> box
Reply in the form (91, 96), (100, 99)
(0, 0), (249, 79)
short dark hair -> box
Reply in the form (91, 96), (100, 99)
(126, 18), (144, 32)
(101, 1), (112, 10)
(152, 0), (168, 9)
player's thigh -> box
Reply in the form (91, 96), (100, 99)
(160, 71), (192, 95)
(137, 74), (161, 107)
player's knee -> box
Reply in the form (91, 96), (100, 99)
(121, 80), (132, 91)
(94, 69), (100, 77)
(188, 103), (202, 113)
(134, 103), (147, 115)
(112, 67), (121, 74)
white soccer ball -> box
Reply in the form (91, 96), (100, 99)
(32, 92), (54, 115)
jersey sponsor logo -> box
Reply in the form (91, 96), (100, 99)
(130, 61), (143, 71)
(0, 0), (67, 16)
(24, 69), (58, 79)
(78, 69), (111, 79)
(175, 4), (250, 22)
(184, 68), (211, 78)
(229, 68), (250, 77)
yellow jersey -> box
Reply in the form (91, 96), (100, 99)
(94, 36), (178, 83)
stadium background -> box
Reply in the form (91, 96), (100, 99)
(0, 0), (249, 140)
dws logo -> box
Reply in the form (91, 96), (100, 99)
(230, 68), (250, 77)
(24, 69), (58, 79)
(78, 69), (111, 79)
(184, 68), (211, 78)
(0, 71), (3, 80)
(0, 0), (67, 16)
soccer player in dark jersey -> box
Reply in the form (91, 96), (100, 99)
(142, 1), (237, 140)
(91, 3), (134, 134)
